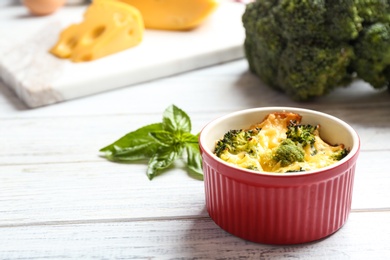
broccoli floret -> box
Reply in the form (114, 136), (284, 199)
(286, 122), (317, 147)
(273, 139), (305, 167)
(354, 0), (390, 25)
(331, 148), (349, 161)
(242, 0), (390, 100)
(214, 128), (259, 157)
(277, 40), (355, 100)
(352, 23), (390, 89)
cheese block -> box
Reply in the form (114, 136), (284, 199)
(118, 0), (219, 30)
(50, 0), (144, 62)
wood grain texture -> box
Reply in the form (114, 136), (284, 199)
(0, 150), (388, 227)
(0, 59), (389, 258)
(0, 212), (389, 259)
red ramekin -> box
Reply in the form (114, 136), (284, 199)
(199, 107), (360, 245)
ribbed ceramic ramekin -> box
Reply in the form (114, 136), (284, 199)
(199, 107), (360, 245)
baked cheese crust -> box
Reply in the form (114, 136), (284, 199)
(217, 112), (347, 173)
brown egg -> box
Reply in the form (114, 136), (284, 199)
(23, 0), (66, 16)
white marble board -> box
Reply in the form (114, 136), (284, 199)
(0, 2), (246, 108)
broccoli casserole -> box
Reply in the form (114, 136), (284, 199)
(214, 112), (349, 173)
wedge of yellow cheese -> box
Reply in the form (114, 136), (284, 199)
(50, 0), (144, 62)
(118, 0), (219, 30)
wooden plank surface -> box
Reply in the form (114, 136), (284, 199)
(0, 59), (389, 258)
(0, 212), (389, 259)
(0, 150), (389, 226)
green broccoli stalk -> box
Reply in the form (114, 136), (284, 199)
(242, 0), (390, 100)
(273, 139), (305, 167)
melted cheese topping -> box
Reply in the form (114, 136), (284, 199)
(218, 112), (346, 173)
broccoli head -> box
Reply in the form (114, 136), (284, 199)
(286, 122), (317, 147)
(242, 0), (390, 100)
(331, 147), (349, 161)
(214, 128), (259, 157)
(354, 0), (390, 24)
(273, 139), (305, 167)
(352, 23), (390, 89)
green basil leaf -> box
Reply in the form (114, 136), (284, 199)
(100, 105), (203, 181)
(149, 130), (175, 146)
(100, 123), (163, 161)
(185, 142), (203, 180)
(104, 144), (158, 161)
(180, 132), (199, 143)
(162, 105), (191, 133)
(147, 146), (179, 180)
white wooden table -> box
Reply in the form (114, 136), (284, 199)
(1, 58), (390, 258)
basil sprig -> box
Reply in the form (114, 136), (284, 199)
(100, 105), (203, 180)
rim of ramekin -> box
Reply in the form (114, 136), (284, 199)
(199, 106), (360, 177)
